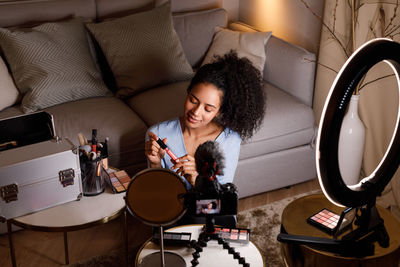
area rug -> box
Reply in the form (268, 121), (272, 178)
(63, 190), (320, 267)
(236, 190), (320, 267)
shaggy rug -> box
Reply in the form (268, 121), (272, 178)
(64, 190), (320, 267)
(236, 190), (320, 267)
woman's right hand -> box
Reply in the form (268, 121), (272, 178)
(145, 132), (166, 168)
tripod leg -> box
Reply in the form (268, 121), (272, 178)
(375, 221), (390, 248)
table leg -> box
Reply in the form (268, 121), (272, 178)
(7, 220), (17, 267)
(63, 231), (69, 265)
(123, 208), (128, 267)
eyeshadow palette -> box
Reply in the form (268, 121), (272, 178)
(307, 207), (355, 235)
(107, 170), (131, 193)
(153, 232), (192, 246)
(214, 227), (250, 244)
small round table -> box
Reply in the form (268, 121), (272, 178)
(280, 193), (400, 266)
(7, 188), (127, 267)
(136, 224), (265, 267)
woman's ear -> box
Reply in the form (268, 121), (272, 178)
(212, 112), (222, 124)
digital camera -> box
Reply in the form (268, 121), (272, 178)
(185, 181), (238, 216)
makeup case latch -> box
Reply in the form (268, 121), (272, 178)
(1, 183), (19, 203)
(59, 168), (75, 187)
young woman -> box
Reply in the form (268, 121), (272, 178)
(145, 51), (266, 191)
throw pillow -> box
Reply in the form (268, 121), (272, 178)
(201, 27), (272, 74)
(86, 2), (194, 98)
(0, 56), (19, 111)
(0, 18), (110, 113)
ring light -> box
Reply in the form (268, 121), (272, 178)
(278, 38), (400, 257)
(316, 38), (400, 208)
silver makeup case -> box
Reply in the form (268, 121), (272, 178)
(0, 112), (82, 222)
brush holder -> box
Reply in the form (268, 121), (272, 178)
(80, 157), (106, 196)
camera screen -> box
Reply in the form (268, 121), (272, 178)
(195, 199), (221, 215)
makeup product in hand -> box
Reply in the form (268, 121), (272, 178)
(156, 137), (178, 163)
(153, 232), (191, 246)
(91, 129), (97, 152)
(108, 170), (131, 193)
(307, 207), (356, 235)
(214, 227), (250, 244)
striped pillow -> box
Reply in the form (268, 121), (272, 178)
(0, 18), (110, 113)
(86, 2), (193, 98)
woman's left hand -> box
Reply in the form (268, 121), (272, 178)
(171, 154), (198, 186)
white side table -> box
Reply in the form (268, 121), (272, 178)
(7, 188), (127, 267)
(136, 224), (265, 267)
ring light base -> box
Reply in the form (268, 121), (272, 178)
(139, 252), (186, 267)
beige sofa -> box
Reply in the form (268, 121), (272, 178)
(0, 0), (317, 198)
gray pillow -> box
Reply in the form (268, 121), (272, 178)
(86, 2), (194, 98)
(0, 18), (110, 113)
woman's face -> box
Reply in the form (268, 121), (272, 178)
(184, 82), (222, 129)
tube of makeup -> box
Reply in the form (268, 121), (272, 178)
(91, 129), (98, 152)
(156, 138), (178, 163)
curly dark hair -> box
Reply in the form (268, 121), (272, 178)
(187, 50), (266, 140)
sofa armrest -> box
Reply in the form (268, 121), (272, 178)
(229, 22), (316, 107)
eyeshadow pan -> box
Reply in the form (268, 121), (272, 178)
(230, 233), (238, 240)
(307, 208), (343, 234)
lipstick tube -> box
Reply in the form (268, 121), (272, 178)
(156, 138), (178, 163)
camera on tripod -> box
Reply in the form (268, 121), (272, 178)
(185, 182), (238, 216)
(183, 140), (238, 217)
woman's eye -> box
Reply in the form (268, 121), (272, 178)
(190, 97), (197, 104)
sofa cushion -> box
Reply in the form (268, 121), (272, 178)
(43, 96), (148, 174)
(201, 27), (271, 74)
(0, 0), (96, 28)
(86, 2), (193, 98)
(0, 18), (111, 113)
(173, 8), (227, 67)
(0, 95), (148, 173)
(239, 83), (315, 160)
(0, 56), (19, 111)
(126, 81), (190, 127)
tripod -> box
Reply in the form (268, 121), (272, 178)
(189, 216), (250, 267)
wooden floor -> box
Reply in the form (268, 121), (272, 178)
(0, 179), (319, 267)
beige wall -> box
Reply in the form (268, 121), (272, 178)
(238, 0), (325, 54)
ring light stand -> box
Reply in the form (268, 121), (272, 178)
(278, 38), (400, 257)
(125, 168), (188, 267)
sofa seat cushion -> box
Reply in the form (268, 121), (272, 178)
(239, 83), (315, 160)
(42, 96), (148, 173)
(0, 97), (148, 174)
(126, 80), (190, 127)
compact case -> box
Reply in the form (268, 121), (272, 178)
(0, 112), (82, 222)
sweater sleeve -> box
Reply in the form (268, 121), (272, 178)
(216, 130), (241, 185)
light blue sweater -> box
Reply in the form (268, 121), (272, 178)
(146, 118), (241, 189)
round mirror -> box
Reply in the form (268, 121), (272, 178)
(126, 168), (187, 226)
(316, 38), (400, 207)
